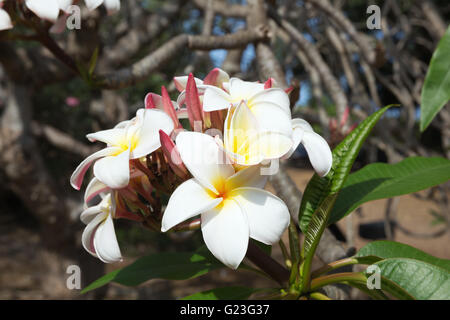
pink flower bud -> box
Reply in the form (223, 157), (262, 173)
(159, 130), (189, 179)
(185, 73), (203, 129)
(161, 86), (182, 129)
(202, 68), (224, 88)
(144, 92), (158, 109)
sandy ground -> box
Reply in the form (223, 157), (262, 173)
(0, 168), (448, 299)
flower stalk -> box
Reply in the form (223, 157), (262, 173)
(309, 272), (367, 292)
(245, 241), (290, 286)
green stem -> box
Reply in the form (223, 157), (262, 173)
(288, 218), (301, 284)
(288, 217), (301, 263)
(309, 292), (332, 300)
(310, 272), (366, 292)
(311, 257), (360, 278)
(278, 239), (291, 268)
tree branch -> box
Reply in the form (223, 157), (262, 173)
(99, 27), (269, 89)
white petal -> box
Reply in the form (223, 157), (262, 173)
(84, 0), (103, 10)
(70, 146), (121, 190)
(201, 199), (249, 269)
(131, 109), (174, 159)
(176, 90), (186, 108)
(0, 8), (13, 30)
(80, 204), (102, 224)
(173, 76), (203, 92)
(225, 165), (268, 190)
(223, 105), (234, 151)
(226, 102), (292, 164)
(86, 128), (126, 146)
(204, 68), (230, 87)
(93, 148), (130, 189)
(250, 101), (293, 137)
(282, 118), (312, 160)
(202, 86), (232, 112)
(103, 0), (120, 13)
(249, 88), (291, 116)
(81, 211), (107, 257)
(176, 131), (234, 194)
(230, 188), (290, 245)
(161, 179), (222, 232)
(84, 177), (109, 204)
(222, 81), (230, 92)
(229, 78), (264, 102)
(252, 132), (293, 160)
(25, 0), (60, 21)
(292, 118), (314, 132)
(94, 213), (122, 263)
(225, 101), (262, 165)
(175, 86), (207, 108)
(114, 119), (132, 129)
(301, 130), (333, 177)
(145, 93), (179, 111)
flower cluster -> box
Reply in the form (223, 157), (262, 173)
(0, 0), (120, 31)
(70, 68), (332, 269)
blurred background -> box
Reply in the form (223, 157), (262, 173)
(0, 0), (448, 299)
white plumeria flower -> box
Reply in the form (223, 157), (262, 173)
(25, 0), (72, 22)
(81, 192), (122, 263)
(85, 0), (120, 13)
(202, 78), (294, 165)
(223, 100), (294, 165)
(0, 0), (12, 31)
(202, 77), (292, 117)
(284, 119), (333, 177)
(204, 77), (332, 176)
(161, 132), (290, 269)
(70, 108), (174, 190)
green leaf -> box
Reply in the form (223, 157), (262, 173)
(329, 156), (450, 224)
(182, 287), (258, 300)
(302, 194), (338, 259)
(344, 281), (389, 300)
(355, 240), (450, 272)
(81, 248), (222, 294)
(299, 105), (393, 232)
(300, 193), (338, 292)
(420, 25), (450, 131)
(369, 258), (450, 300)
